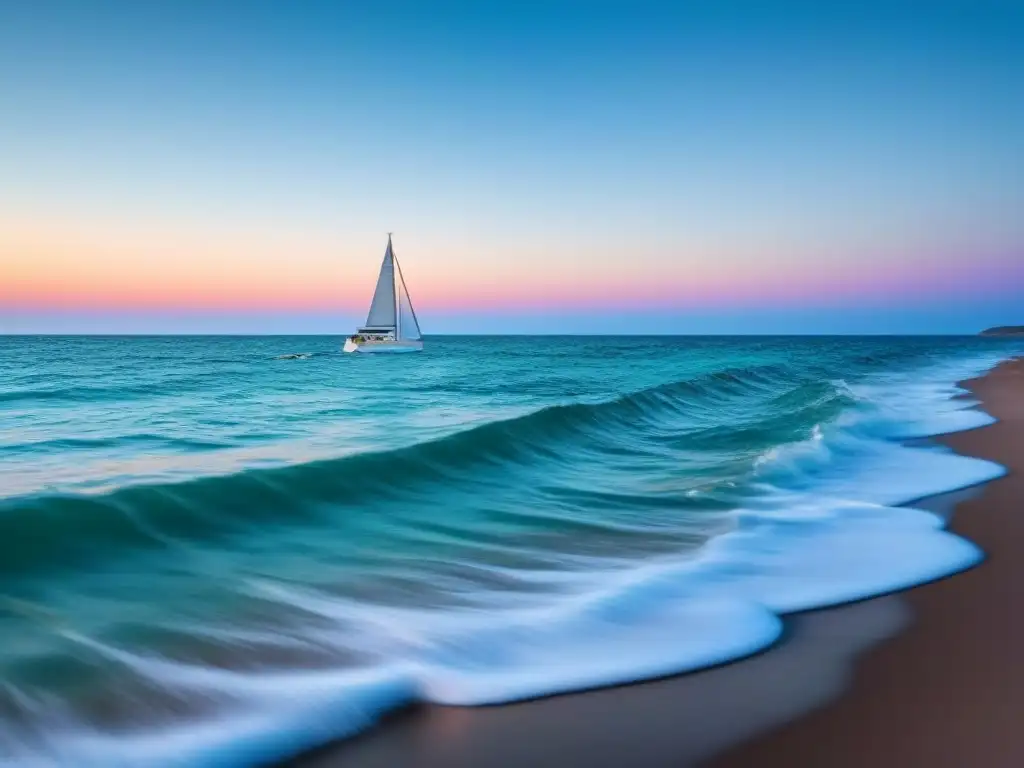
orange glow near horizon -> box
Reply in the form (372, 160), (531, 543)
(3, 212), (1020, 314)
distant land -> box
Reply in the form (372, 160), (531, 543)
(980, 326), (1024, 336)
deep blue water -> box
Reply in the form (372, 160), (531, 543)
(0, 335), (1021, 766)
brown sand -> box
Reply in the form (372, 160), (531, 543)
(290, 358), (1024, 768)
(709, 356), (1024, 768)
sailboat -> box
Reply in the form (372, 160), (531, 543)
(343, 234), (424, 353)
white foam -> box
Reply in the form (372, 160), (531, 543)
(8, 667), (417, 768)
(417, 597), (781, 705)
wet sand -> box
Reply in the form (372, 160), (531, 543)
(289, 357), (1024, 768)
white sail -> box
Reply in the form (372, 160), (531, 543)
(344, 234), (423, 353)
(394, 254), (422, 341)
(363, 240), (396, 329)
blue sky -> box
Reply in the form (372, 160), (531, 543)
(1, 0), (1022, 333)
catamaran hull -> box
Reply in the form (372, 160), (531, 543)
(343, 339), (423, 353)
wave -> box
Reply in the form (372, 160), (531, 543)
(0, 434), (233, 456)
(0, 365), (858, 579)
(0, 356), (311, 406)
(0, 349), (1015, 767)
(0, 374), (221, 406)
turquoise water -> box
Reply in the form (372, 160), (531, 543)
(1, 335), (1021, 766)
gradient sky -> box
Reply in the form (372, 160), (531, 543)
(2, 0), (1022, 334)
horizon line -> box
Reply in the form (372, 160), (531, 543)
(0, 331), (1001, 338)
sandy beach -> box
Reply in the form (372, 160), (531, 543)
(288, 356), (1024, 768)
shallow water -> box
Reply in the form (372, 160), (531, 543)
(1, 335), (1021, 766)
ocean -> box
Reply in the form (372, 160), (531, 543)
(1, 335), (1022, 766)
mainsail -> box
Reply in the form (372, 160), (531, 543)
(363, 239), (397, 330)
(360, 235), (422, 341)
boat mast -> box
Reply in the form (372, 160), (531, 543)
(389, 233), (400, 340)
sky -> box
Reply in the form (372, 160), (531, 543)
(1, 0), (1022, 334)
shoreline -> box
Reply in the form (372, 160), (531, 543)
(708, 356), (1024, 767)
(288, 357), (1023, 768)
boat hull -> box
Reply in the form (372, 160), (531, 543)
(343, 339), (423, 353)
